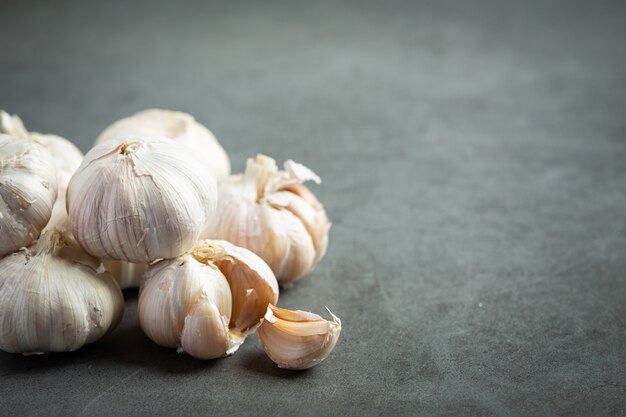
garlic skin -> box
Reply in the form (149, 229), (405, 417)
(0, 134), (58, 257)
(67, 137), (218, 263)
(0, 229), (124, 354)
(103, 260), (147, 289)
(96, 109), (230, 180)
(138, 239), (278, 360)
(257, 304), (341, 370)
(0, 111), (83, 190)
(204, 154), (330, 286)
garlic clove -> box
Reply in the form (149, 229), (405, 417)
(257, 304), (341, 370)
(67, 137), (217, 263)
(96, 109), (230, 179)
(204, 154), (330, 286)
(181, 296), (232, 360)
(0, 228), (124, 354)
(196, 239), (279, 334)
(0, 134), (58, 257)
(138, 240), (278, 360)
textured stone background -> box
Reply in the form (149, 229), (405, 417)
(1, 0), (625, 415)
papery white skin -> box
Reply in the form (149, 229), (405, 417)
(138, 239), (279, 360)
(67, 137), (218, 263)
(103, 260), (147, 289)
(0, 229), (124, 354)
(257, 304), (341, 370)
(0, 134), (58, 257)
(96, 109), (230, 180)
(0, 111), (83, 191)
(204, 154), (330, 286)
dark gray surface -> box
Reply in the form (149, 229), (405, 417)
(1, 0), (625, 415)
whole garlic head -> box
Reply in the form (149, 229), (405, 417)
(0, 134), (58, 257)
(67, 137), (218, 263)
(0, 111), (83, 191)
(138, 239), (279, 360)
(0, 229), (124, 354)
(257, 304), (341, 370)
(204, 154), (330, 286)
(96, 109), (230, 180)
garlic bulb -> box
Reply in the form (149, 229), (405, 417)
(96, 109), (230, 179)
(138, 239), (278, 360)
(103, 260), (147, 289)
(204, 154), (330, 286)
(0, 229), (124, 354)
(257, 304), (341, 370)
(67, 137), (218, 263)
(0, 111), (83, 190)
(0, 134), (58, 257)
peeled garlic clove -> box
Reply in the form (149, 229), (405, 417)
(0, 228), (124, 354)
(138, 240), (278, 360)
(257, 304), (341, 370)
(67, 137), (217, 263)
(204, 154), (330, 286)
(96, 109), (230, 179)
(0, 134), (58, 257)
(102, 260), (147, 289)
(0, 110), (83, 191)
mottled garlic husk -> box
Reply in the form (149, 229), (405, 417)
(0, 134), (58, 257)
(96, 109), (230, 180)
(0, 229), (124, 354)
(204, 154), (330, 286)
(257, 305), (341, 370)
(138, 239), (279, 360)
(67, 137), (218, 263)
(103, 260), (147, 290)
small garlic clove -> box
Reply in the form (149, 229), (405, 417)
(67, 137), (218, 263)
(199, 239), (279, 334)
(257, 304), (341, 370)
(181, 296), (232, 360)
(0, 134), (58, 257)
(96, 109), (230, 179)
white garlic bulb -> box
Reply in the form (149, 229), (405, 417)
(67, 137), (218, 263)
(0, 229), (124, 354)
(257, 304), (341, 370)
(0, 134), (58, 257)
(96, 109), (230, 179)
(0, 111), (83, 190)
(204, 154), (330, 286)
(138, 239), (279, 360)
(103, 260), (147, 289)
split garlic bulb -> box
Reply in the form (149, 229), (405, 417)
(0, 134), (58, 257)
(204, 154), (330, 286)
(96, 109), (230, 179)
(67, 137), (218, 263)
(257, 304), (341, 370)
(138, 239), (279, 360)
(0, 229), (124, 354)
(0, 111), (83, 190)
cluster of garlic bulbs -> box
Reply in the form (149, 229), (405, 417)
(0, 108), (339, 370)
